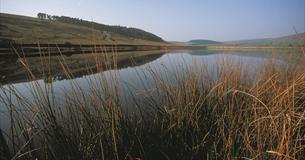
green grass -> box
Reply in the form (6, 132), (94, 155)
(224, 33), (305, 46)
(0, 13), (167, 46)
(0, 48), (305, 160)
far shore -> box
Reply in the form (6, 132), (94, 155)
(0, 43), (303, 57)
(206, 45), (304, 51)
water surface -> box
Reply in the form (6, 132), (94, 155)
(0, 49), (303, 129)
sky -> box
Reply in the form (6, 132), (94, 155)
(0, 0), (304, 41)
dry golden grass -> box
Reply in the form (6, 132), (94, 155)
(0, 47), (304, 160)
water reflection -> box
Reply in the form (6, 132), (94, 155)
(0, 51), (164, 85)
(0, 49), (302, 130)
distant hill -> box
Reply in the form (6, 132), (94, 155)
(0, 13), (165, 45)
(225, 33), (305, 46)
(168, 41), (190, 46)
(188, 39), (223, 45)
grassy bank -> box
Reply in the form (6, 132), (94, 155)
(0, 49), (305, 160)
(207, 45), (304, 51)
(0, 13), (166, 45)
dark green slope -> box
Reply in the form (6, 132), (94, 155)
(188, 39), (223, 45)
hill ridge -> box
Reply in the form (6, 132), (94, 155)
(0, 13), (165, 45)
(225, 33), (305, 46)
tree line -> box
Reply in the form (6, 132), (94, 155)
(37, 12), (163, 42)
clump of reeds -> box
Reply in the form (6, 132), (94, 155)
(0, 47), (304, 160)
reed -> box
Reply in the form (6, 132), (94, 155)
(0, 47), (304, 160)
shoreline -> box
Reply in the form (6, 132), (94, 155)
(0, 43), (303, 57)
(207, 45), (303, 51)
(0, 43), (197, 57)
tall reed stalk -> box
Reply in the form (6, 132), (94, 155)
(0, 47), (304, 160)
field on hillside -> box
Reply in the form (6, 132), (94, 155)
(225, 33), (305, 46)
(0, 13), (167, 45)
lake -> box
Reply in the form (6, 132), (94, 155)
(0, 49), (304, 130)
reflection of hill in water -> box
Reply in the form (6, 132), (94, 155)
(188, 50), (219, 56)
(1, 49), (303, 85)
(0, 52), (164, 85)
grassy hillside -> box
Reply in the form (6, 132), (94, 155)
(225, 33), (305, 46)
(0, 13), (166, 45)
(188, 39), (223, 45)
(171, 33), (304, 47)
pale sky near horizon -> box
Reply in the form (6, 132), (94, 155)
(0, 0), (304, 41)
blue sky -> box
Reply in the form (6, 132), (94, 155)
(1, 0), (304, 41)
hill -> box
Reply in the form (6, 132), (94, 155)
(188, 39), (223, 45)
(168, 41), (190, 46)
(0, 13), (165, 45)
(225, 33), (305, 46)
